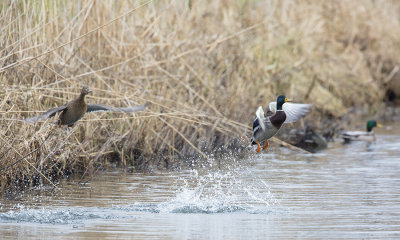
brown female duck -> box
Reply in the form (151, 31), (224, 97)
(24, 86), (147, 127)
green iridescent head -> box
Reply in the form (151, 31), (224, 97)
(276, 95), (291, 110)
(366, 120), (382, 132)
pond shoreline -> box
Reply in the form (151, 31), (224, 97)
(2, 105), (399, 197)
(1, 125), (400, 239)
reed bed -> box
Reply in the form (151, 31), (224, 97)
(1, 0), (399, 192)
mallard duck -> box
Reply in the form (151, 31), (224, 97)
(24, 86), (147, 127)
(251, 95), (312, 153)
(341, 120), (382, 143)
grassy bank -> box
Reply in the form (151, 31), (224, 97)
(1, 0), (399, 192)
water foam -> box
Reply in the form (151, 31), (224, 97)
(0, 207), (118, 224)
(0, 166), (279, 224)
(157, 169), (278, 214)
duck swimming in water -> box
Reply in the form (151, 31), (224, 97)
(251, 95), (312, 153)
(24, 86), (147, 127)
(341, 120), (382, 143)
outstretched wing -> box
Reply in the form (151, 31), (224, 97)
(268, 102), (277, 113)
(267, 102), (312, 123)
(282, 103), (312, 123)
(255, 106), (266, 130)
(86, 104), (147, 113)
(24, 106), (67, 123)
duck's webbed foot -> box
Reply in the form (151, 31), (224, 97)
(262, 140), (269, 150)
(256, 141), (261, 153)
(58, 120), (62, 128)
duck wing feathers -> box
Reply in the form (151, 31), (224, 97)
(24, 105), (67, 123)
(268, 102), (312, 123)
(255, 106), (267, 130)
(341, 131), (368, 137)
(86, 104), (147, 113)
(341, 131), (375, 142)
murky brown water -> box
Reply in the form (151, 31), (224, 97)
(1, 123), (400, 239)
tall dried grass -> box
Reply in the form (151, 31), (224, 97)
(1, 0), (399, 192)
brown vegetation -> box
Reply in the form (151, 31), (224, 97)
(1, 0), (399, 192)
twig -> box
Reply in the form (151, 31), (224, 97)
(0, 0), (154, 73)
(0, 133), (52, 172)
(384, 65), (399, 84)
(0, 131), (59, 191)
(160, 117), (209, 159)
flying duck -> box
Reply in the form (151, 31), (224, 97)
(251, 95), (312, 152)
(24, 86), (147, 127)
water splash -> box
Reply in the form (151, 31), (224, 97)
(0, 164), (279, 224)
(157, 169), (279, 214)
(0, 206), (118, 224)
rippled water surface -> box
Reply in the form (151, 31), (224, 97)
(1, 124), (400, 239)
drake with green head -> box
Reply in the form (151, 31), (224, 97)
(341, 120), (382, 143)
(251, 95), (312, 153)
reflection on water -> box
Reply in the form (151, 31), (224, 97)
(1, 124), (400, 239)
